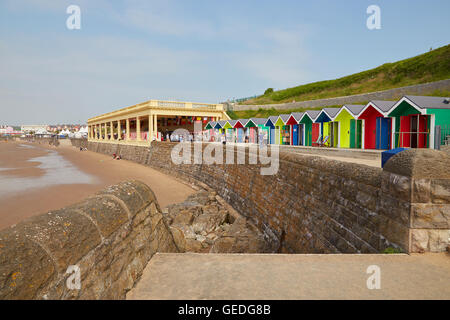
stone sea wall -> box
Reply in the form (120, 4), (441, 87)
(70, 138), (88, 149)
(0, 181), (177, 300)
(86, 141), (450, 254)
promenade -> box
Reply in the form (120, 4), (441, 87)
(128, 252), (450, 300)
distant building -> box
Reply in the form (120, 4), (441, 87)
(21, 125), (48, 133)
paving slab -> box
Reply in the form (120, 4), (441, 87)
(127, 253), (450, 300)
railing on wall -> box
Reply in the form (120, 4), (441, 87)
(393, 131), (430, 148)
(435, 124), (450, 150)
(157, 101), (186, 108)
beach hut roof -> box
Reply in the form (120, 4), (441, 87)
(300, 110), (321, 122)
(369, 100), (397, 113)
(315, 108), (340, 122)
(237, 119), (249, 126)
(336, 104), (366, 118)
(205, 121), (216, 129)
(276, 114), (291, 125)
(289, 112), (304, 123)
(249, 118), (267, 125)
(280, 114), (291, 122)
(264, 116), (278, 127)
(227, 120), (238, 127)
(402, 95), (450, 110)
(388, 95), (450, 117)
(359, 100), (396, 117)
(216, 120), (228, 128)
(322, 108), (341, 119)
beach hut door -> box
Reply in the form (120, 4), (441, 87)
(292, 125), (299, 146)
(376, 117), (391, 149)
(350, 119), (363, 148)
(410, 115), (428, 148)
(298, 124), (304, 146)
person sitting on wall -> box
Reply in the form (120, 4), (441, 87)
(113, 153), (117, 159)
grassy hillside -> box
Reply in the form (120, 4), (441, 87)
(228, 89), (450, 120)
(240, 44), (450, 105)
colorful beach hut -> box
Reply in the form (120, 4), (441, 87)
(233, 119), (246, 143)
(333, 105), (365, 148)
(243, 118), (266, 143)
(274, 114), (291, 145)
(214, 120), (228, 140)
(388, 95), (450, 149)
(286, 112), (304, 145)
(358, 100), (396, 150)
(314, 108), (341, 147)
(264, 116), (279, 145)
(223, 120), (238, 142)
(233, 120), (242, 142)
(204, 121), (217, 141)
(299, 110), (321, 146)
(250, 118), (269, 144)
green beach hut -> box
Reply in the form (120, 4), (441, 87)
(299, 110), (321, 146)
(388, 95), (450, 149)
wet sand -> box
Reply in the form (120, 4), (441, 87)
(0, 141), (195, 230)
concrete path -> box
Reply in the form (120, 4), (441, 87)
(127, 253), (450, 300)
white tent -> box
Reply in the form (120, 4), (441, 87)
(60, 129), (70, 136)
(79, 126), (88, 133)
(36, 128), (49, 135)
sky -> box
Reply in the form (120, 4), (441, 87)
(1, 0), (449, 125)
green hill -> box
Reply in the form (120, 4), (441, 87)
(239, 44), (450, 106)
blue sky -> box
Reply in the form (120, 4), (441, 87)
(1, 0), (449, 125)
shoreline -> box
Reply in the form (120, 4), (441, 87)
(0, 140), (195, 230)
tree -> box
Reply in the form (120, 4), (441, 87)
(264, 88), (274, 95)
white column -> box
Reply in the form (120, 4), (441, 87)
(153, 114), (158, 140)
(126, 119), (130, 140)
(136, 117), (141, 141)
(430, 114), (435, 149)
(149, 114), (153, 141)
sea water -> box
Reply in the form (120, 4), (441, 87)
(0, 144), (96, 199)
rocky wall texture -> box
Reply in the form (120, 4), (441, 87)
(0, 181), (177, 300)
(86, 141), (450, 253)
(164, 190), (276, 253)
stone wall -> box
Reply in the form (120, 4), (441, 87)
(232, 79), (450, 111)
(70, 138), (88, 149)
(86, 141), (450, 254)
(0, 181), (178, 300)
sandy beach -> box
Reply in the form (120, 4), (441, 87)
(0, 140), (195, 230)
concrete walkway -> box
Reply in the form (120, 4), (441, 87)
(127, 253), (450, 300)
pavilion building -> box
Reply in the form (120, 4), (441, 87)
(87, 99), (229, 145)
